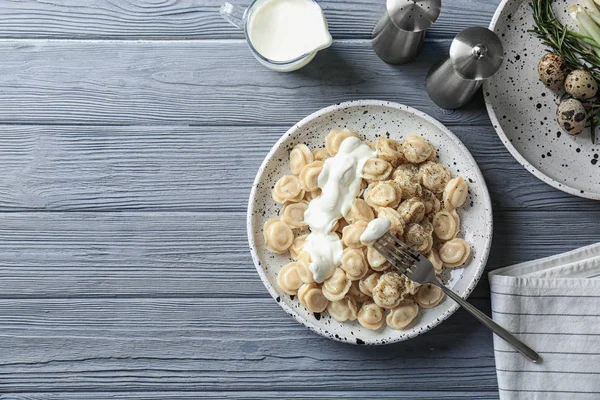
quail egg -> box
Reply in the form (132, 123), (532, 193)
(564, 69), (598, 100)
(556, 98), (587, 135)
(537, 53), (567, 90)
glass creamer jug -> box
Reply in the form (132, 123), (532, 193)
(220, 0), (333, 72)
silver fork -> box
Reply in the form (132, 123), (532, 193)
(373, 232), (541, 363)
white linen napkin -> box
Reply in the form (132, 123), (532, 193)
(488, 243), (600, 400)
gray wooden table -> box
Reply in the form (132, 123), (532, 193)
(0, 1), (599, 399)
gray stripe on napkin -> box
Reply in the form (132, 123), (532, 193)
(489, 243), (600, 400)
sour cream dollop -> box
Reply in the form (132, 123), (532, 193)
(303, 136), (376, 282)
(360, 217), (391, 243)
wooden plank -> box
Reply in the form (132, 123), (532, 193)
(0, 297), (497, 392)
(0, 211), (251, 298)
(0, 210), (597, 299)
(0, 124), (595, 212)
(0, 39), (490, 126)
(0, 0), (497, 40)
(0, 391), (500, 399)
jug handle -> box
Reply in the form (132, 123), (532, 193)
(220, 3), (246, 30)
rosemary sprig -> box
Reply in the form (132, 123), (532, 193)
(529, 0), (599, 143)
(529, 0), (600, 75)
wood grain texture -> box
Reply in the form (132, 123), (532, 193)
(0, 210), (597, 299)
(0, 297), (497, 393)
(0, 392), (500, 399)
(0, 39), (490, 126)
(0, 0), (496, 40)
(0, 124), (596, 211)
(0, 1), (590, 397)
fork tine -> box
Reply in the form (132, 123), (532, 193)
(373, 240), (416, 270)
(372, 243), (409, 274)
(389, 241), (421, 264)
(383, 232), (420, 259)
(373, 243), (416, 277)
(378, 235), (418, 266)
(383, 232), (420, 260)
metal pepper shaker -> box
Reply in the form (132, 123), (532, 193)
(372, 0), (441, 64)
(425, 26), (504, 109)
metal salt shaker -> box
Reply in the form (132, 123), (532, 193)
(426, 26), (504, 109)
(372, 0), (441, 64)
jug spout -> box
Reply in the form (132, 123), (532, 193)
(313, 33), (333, 53)
(220, 2), (246, 30)
(309, 13), (333, 53)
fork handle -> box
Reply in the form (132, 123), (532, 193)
(435, 283), (541, 363)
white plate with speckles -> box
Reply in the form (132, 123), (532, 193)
(247, 100), (493, 345)
(485, 0), (600, 199)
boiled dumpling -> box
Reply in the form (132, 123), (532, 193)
(322, 267), (352, 301)
(345, 198), (375, 224)
(427, 248), (444, 274)
(376, 137), (405, 167)
(414, 284), (445, 309)
(298, 161), (324, 192)
(419, 161), (451, 193)
(377, 207), (405, 237)
(364, 181), (401, 209)
(432, 210), (460, 241)
(348, 280), (371, 303)
(357, 302), (385, 330)
(443, 176), (469, 209)
(372, 271), (405, 308)
(263, 218), (294, 253)
(279, 201), (308, 229)
(420, 189), (441, 215)
(304, 189), (321, 201)
(402, 135), (435, 163)
(327, 296), (359, 322)
(277, 262), (305, 295)
(342, 220), (369, 249)
(312, 147), (329, 162)
(289, 233), (308, 260)
(397, 198), (425, 224)
(325, 128), (359, 156)
(272, 175), (305, 203)
(340, 247), (370, 281)
(386, 299), (419, 329)
(289, 144), (314, 175)
(439, 238), (471, 267)
(298, 282), (329, 313)
(359, 271), (382, 296)
(366, 247), (389, 272)
(404, 223), (433, 254)
(362, 157), (393, 181)
(393, 163), (419, 182)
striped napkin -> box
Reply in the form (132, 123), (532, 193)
(488, 243), (600, 400)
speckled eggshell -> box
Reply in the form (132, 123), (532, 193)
(247, 100), (493, 345)
(485, 0), (600, 199)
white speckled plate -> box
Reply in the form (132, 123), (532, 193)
(485, 0), (600, 199)
(247, 100), (493, 345)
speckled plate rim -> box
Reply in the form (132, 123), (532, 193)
(247, 99), (493, 345)
(484, 0), (600, 200)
